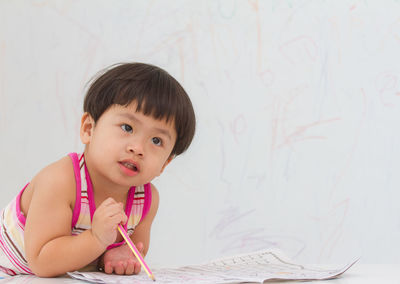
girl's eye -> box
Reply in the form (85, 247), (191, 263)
(152, 137), (162, 146)
(121, 124), (133, 133)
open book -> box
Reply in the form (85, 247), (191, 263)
(68, 248), (358, 283)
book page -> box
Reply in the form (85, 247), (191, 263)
(68, 248), (357, 284)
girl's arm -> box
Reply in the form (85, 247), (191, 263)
(24, 157), (126, 277)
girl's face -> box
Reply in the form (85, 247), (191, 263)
(80, 102), (176, 191)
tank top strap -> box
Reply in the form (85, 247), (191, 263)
(107, 183), (152, 250)
(69, 153), (152, 245)
(68, 153), (81, 229)
(70, 153), (92, 235)
(123, 186), (136, 230)
(142, 183), (152, 222)
(125, 183), (152, 235)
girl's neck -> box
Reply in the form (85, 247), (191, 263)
(83, 153), (131, 205)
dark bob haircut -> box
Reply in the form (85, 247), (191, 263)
(83, 62), (196, 156)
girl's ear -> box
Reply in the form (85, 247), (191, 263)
(80, 113), (95, 144)
(159, 155), (175, 175)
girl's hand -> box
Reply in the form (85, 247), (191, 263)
(99, 242), (144, 275)
(91, 198), (128, 247)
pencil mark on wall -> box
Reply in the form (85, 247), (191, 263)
(217, 119), (232, 189)
(133, 0), (157, 54)
(248, 0), (263, 73)
(389, 18), (400, 43)
(331, 88), (367, 196)
(44, 2), (103, 42)
(277, 117), (340, 149)
(316, 88), (367, 261)
(312, 198), (349, 260)
(55, 74), (68, 132)
(280, 36), (318, 65)
(210, 206), (306, 258)
(375, 72), (399, 107)
(259, 69), (275, 88)
(230, 114), (247, 144)
(246, 173), (267, 191)
(270, 87), (341, 151)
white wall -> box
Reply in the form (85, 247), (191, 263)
(1, 0), (400, 267)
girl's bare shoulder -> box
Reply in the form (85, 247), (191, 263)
(21, 155), (77, 215)
(32, 155), (76, 190)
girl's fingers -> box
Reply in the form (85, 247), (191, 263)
(98, 197), (117, 208)
(96, 203), (126, 221)
(105, 204), (124, 216)
(133, 261), (142, 274)
(125, 259), (136, 275)
(104, 261), (113, 274)
(97, 199), (122, 213)
(95, 204), (120, 217)
(136, 242), (144, 253)
(114, 261), (126, 275)
(110, 213), (127, 226)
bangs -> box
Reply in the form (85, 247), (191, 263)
(114, 72), (180, 124)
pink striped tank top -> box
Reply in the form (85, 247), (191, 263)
(0, 153), (152, 275)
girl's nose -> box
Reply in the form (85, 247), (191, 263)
(127, 141), (144, 157)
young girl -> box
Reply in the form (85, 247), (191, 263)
(0, 63), (196, 277)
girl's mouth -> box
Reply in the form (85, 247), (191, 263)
(119, 161), (139, 176)
(122, 162), (138, 172)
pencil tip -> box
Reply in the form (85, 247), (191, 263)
(151, 275), (156, 281)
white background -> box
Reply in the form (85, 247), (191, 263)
(1, 0), (399, 267)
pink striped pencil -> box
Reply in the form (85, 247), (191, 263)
(117, 224), (156, 281)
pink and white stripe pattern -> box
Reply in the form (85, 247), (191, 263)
(0, 186), (33, 275)
(0, 153), (151, 275)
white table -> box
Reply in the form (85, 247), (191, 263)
(0, 264), (399, 283)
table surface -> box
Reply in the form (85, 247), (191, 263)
(0, 264), (399, 283)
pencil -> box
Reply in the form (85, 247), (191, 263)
(117, 224), (156, 281)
